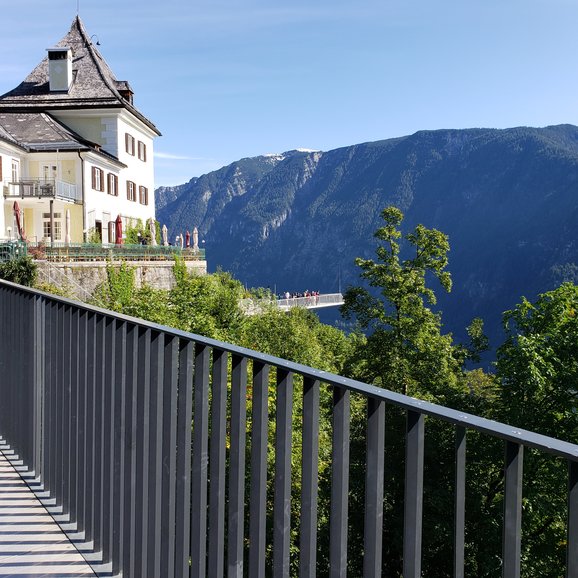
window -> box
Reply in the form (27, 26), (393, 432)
(127, 180), (136, 201)
(92, 167), (104, 191)
(42, 165), (57, 182)
(108, 221), (115, 243)
(125, 133), (135, 156)
(11, 159), (19, 183)
(42, 213), (62, 241)
(138, 141), (147, 162)
(107, 173), (118, 196)
(139, 186), (148, 205)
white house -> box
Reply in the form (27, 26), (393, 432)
(0, 16), (160, 244)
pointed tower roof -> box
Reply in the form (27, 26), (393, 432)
(0, 16), (160, 135)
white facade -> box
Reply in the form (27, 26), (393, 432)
(0, 16), (160, 245)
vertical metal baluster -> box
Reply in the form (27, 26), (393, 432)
(273, 369), (294, 578)
(567, 460), (578, 578)
(330, 385), (350, 578)
(300, 377), (320, 578)
(191, 344), (210, 578)
(84, 311), (97, 544)
(111, 321), (127, 576)
(123, 324), (139, 577)
(76, 309), (88, 535)
(33, 294), (45, 479)
(147, 331), (165, 576)
(135, 327), (152, 578)
(101, 317), (115, 565)
(208, 349), (228, 577)
(67, 307), (79, 525)
(55, 303), (64, 504)
(454, 427), (466, 578)
(503, 441), (524, 578)
(228, 354), (248, 578)
(61, 305), (71, 516)
(404, 410), (425, 578)
(44, 301), (55, 498)
(363, 397), (385, 578)
(160, 335), (178, 578)
(174, 339), (194, 578)
(249, 361), (270, 578)
(93, 313), (105, 555)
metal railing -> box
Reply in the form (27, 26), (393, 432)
(0, 240), (27, 261)
(0, 281), (577, 577)
(241, 292), (345, 315)
(276, 292), (344, 309)
(28, 242), (205, 262)
(4, 178), (81, 202)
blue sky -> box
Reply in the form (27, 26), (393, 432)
(2, 0), (578, 186)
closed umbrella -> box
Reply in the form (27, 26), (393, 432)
(193, 227), (199, 250)
(65, 209), (71, 244)
(185, 230), (190, 248)
(162, 224), (168, 246)
(13, 201), (25, 241)
(115, 215), (123, 244)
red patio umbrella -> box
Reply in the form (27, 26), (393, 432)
(185, 230), (191, 247)
(115, 215), (123, 244)
(13, 201), (25, 241)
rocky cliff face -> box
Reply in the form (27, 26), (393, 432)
(156, 125), (578, 347)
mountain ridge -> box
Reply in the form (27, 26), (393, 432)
(156, 125), (578, 348)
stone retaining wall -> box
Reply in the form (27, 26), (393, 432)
(35, 259), (207, 299)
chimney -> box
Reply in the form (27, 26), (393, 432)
(47, 48), (73, 92)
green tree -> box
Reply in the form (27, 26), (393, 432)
(341, 206), (462, 400)
(494, 282), (578, 576)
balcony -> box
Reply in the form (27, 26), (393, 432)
(0, 281), (577, 577)
(4, 178), (81, 203)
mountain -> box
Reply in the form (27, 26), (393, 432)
(156, 125), (578, 349)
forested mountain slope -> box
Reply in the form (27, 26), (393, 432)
(156, 125), (578, 347)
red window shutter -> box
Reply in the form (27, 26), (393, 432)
(91, 167), (96, 189)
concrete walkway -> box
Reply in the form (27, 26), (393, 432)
(0, 450), (96, 577)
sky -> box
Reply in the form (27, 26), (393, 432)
(2, 0), (578, 187)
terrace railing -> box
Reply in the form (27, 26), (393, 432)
(0, 281), (577, 577)
(28, 242), (205, 262)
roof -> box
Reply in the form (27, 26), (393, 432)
(0, 16), (160, 136)
(0, 111), (126, 166)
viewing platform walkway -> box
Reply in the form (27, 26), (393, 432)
(0, 445), (97, 577)
(241, 292), (344, 315)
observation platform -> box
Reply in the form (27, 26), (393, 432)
(241, 292), (344, 315)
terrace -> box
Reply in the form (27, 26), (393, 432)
(0, 281), (577, 577)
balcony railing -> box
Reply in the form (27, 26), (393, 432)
(0, 281), (577, 577)
(4, 178), (81, 202)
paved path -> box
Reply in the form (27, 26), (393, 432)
(0, 450), (96, 577)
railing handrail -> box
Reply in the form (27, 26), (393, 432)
(2, 279), (577, 578)
(4, 278), (577, 461)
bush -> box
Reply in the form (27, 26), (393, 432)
(0, 256), (37, 286)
